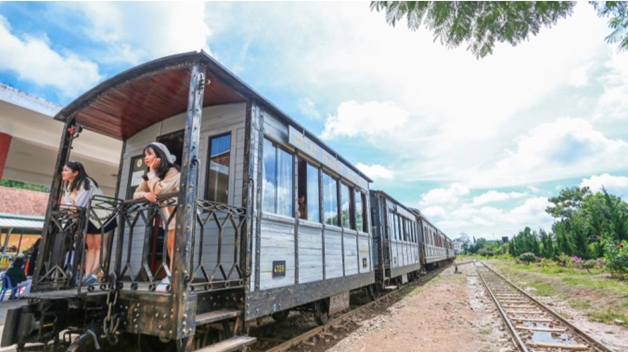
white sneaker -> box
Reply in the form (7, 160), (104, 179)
(160, 277), (170, 284)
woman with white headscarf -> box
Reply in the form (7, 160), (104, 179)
(133, 142), (180, 278)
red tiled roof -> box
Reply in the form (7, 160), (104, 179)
(0, 186), (49, 216)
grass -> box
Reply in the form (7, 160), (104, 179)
(525, 280), (557, 296)
(569, 298), (592, 310)
(587, 310), (628, 326)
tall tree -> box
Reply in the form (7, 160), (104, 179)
(371, 1), (628, 58)
(546, 186), (592, 221)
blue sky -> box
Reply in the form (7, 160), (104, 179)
(1, 2), (628, 240)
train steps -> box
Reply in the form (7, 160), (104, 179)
(195, 309), (241, 325)
(194, 336), (257, 352)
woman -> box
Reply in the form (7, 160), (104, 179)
(133, 142), (180, 277)
(62, 160), (116, 285)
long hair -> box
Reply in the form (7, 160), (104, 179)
(65, 161), (98, 192)
(142, 145), (180, 181)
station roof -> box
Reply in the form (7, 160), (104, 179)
(0, 213), (44, 233)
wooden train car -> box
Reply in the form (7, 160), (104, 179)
(370, 190), (422, 292)
(415, 211), (455, 269)
(1, 51), (373, 352)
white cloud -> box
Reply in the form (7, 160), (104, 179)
(422, 206), (445, 219)
(298, 97), (321, 120)
(355, 163), (394, 181)
(580, 174), (628, 197)
(419, 183), (469, 207)
(75, 2), (211, 64)
(473, 191), (526, 206)
(595, 51), (628, 121)
(568, 64), (591, 87)
(0, 16), (102, 98)
(322, 101), (409, 139)
(468, 117), (628, 187)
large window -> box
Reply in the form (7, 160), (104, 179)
(297, 159), (321, 222)
(355, 191), (364, 232)
(322, 172), (338, 226)
(340, 183), (351, 228)
(206, 133), (231, 203)
(262, 138), (293, 216)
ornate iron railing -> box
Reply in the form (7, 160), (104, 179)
(191, 200), (246, 291)
(35, 195), (121, 292)
(111, 195), (246, 293)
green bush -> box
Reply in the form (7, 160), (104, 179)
(556, 253), (570, 267)
(605, 241), (628, 279)
(519, 252), (537, 264)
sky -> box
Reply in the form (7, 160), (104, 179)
(1, 2), (628, 241)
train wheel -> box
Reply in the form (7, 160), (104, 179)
(271, 310), (290, 323)
(314, 299), (329, 325)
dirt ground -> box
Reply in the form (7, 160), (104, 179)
(324, 261), (627, 352)
(327, 263), (516, 352)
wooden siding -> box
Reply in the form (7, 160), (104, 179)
(259, 214), (296, 290)
(324, 226), (344, 279)
(297, 221), (323, 283)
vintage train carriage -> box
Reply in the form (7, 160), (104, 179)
(1, 51), (373, 351)
(416, 214), (453, 268)
(370, 190), (422, 290)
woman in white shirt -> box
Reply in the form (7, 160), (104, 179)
(62, 160), (116, 285)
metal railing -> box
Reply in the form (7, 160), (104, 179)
(35, 195), (121, 292)
(35, 194), (247, 294)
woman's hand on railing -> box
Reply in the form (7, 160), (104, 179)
(122, 192), (178, 206)
(142, 192), (158, 203)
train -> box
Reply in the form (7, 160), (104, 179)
(1, 51), (455, 352)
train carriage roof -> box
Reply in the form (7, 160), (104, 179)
(55, 50), (372, 183)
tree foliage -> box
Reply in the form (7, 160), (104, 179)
(370, 1), (628, 58)
(509, 185), (628, 276)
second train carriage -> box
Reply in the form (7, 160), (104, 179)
(370, 190), (423, 291)
(1, 50), (454, 352)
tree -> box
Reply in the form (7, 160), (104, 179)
(546, 186), (592, 221)
(370, 1), (628, 59)
(539, 228), (555, 259)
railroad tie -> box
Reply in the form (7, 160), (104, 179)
(510, 317), (553, 323)
(527, 342), (590, 351)
(515, 325), (567, 332)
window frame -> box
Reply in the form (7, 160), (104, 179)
(204, 132), (232, 203)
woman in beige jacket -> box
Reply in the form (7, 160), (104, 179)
(133, 142), (180, 276)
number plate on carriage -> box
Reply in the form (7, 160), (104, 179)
(329, 291), (350, 315)
(272, 261), (286, 277)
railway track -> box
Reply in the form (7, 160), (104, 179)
(475, 261), (614, 352)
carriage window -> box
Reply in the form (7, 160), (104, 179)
(393, 214), (399, 240)
(206, 133), (231, 203)
(297, 160), (320, 222)
(340, 183), (351, 228)
(262, 138), (293, 216)
(355, 191), (364, 232)
(322, 172), (338, 226)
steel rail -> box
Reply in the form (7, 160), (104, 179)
(477, 261), (614, 352)
(476, 263), (529, 352)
